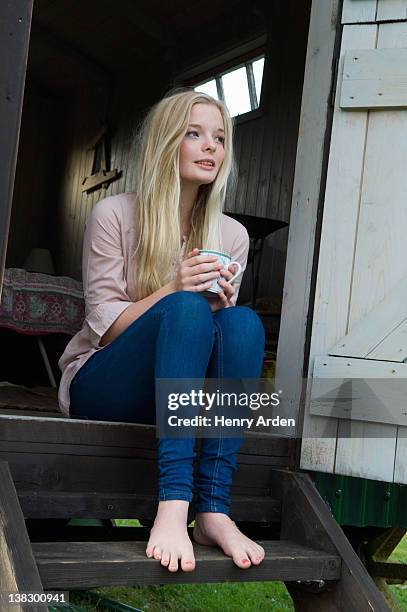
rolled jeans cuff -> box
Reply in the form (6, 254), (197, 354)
(159, 489), (193, 503)
(194, 500), (230, 515)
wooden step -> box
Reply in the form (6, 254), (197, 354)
(33, 540), (341, 588)
(27, 524), (280, 543)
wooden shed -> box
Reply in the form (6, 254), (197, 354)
(1, 0), (406, 610)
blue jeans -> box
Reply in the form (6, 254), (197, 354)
(70, 291), (265, 514)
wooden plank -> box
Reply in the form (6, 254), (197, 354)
(330, 274), (407, 360)
(72, 93), (94, 278)
(30, 522), (278, 541)
(0, 0), (33, 296)
(300, 23), (377, 474)
(17, 491), (281, 523)
(310, 356), (407, 425)
(234, 121), (253, 214)
(27, 524), (277, 544)
(277, 0), (342, 472)
(0, 461), (46, 612)
(342, 48), (407, 80)
(244, 117), (264, 216)
(377, 0), (407, 21)
(274, 470), (390, 612)
(340, 48), (407, 109)
(394, 425), (407, 484)
(347, 28), (407, 329)
(335, 422), (397, 484)
(33, 539), (340, 588)
(3, 452), (278, 495)
(0, 440), (285, 465)
(368, 319), (407, 361)
(0, 415), (291, 457)
(376, 20), (407, 487)
(342, 0), (377, 24)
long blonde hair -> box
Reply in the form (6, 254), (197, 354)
(133, 90), (234, 300)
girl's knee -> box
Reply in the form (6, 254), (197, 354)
(163, 290), (209, 307)
(217, 306), (265, 345)
(221, 305), (264, 329)
(160, 290), (212, 320)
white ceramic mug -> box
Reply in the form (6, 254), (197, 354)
(199, 249), (242, 295)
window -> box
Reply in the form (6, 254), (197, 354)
(194, 56), (265, 118)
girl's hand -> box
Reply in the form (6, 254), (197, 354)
(208, 265), (237, 313)
(171, 248), (224, 293)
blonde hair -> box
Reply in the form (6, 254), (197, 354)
(133, 89), (235, 300)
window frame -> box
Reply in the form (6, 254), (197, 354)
(175, 36), (266, 124)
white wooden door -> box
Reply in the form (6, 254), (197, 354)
(301, 0), (407, 484)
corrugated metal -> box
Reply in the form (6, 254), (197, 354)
(314, 472), (407, 528)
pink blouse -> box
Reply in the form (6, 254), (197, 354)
(58, 192), (250, 416)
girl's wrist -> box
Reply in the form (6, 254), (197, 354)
(165, 279), (178, 294)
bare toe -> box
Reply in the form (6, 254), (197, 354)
(160, 551), (170, 567)
(168, 553), (179, 572)
(235, 554), (251, 568)
(145, 545), (154, 558)
(181, 557), (196, 572)
(248, 545), (265, 565)
(153, 547), (162, 560)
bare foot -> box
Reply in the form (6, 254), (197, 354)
(145, 500), (195, 572)
(193, 512), (265, 569)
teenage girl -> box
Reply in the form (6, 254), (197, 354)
(58, 90), (266, 572)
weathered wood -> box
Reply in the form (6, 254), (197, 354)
(340, 48), (407, 110)
(368, 561), (407, 581)
(4, 451), (278, 497)
(0, 414), (288, 520)
(0, 0), (33, 295)
(276, 0), (341, 472)
(0, 439), (288, 465)
(333, 19), (407, 484)
(26, 524), (277, 543)
(0, 461), (46, 612)
(301, 22), (377, 475)
(377, 20), (407, 488)
(377, 0), (407, 22)
(329, 273), (407, 361)
(0, 414), (291, 457)
(17, 491), (281, 523)
(394, 426), (407, 484)
(302, 14), (407, 484)
(310, 356), (407, 427)
(342, 0), (377, 24)
(81, 169), (120, 193)
(33, 539), (340, 588)
(274, 470), (390, 611)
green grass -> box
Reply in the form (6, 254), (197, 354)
(69, 523), (407, 612)
(71, 583), (293, 612)
(389, 535), (407, 609)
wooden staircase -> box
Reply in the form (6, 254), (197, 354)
(33, 540), (340, 588)
(0, 412), (391, 611)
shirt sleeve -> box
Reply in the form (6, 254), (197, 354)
(82, 198), (134, 348)
(228, 225), (250, 307)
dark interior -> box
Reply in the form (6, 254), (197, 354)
(2, 0), (311, 390)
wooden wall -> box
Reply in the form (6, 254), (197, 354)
(8, 0), (310, 311)
(6, 90), (64, 268)
(226, 0), (311, 303)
